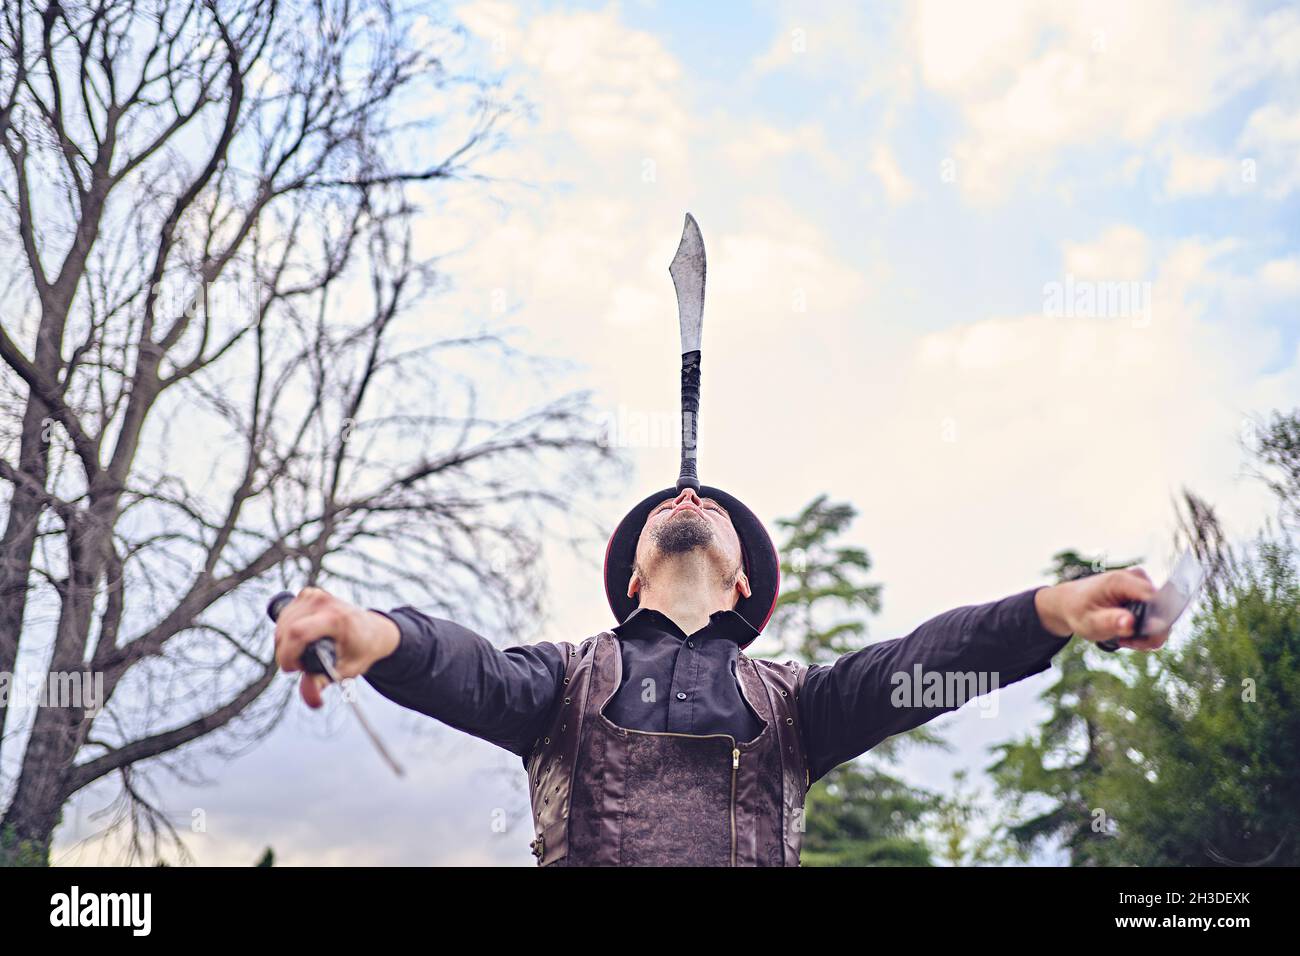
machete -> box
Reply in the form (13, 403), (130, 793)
(669, 212), (706, 492)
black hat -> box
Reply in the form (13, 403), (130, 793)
(603, 485), (781, 643)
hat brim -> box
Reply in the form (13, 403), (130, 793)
(603, 486), (780, 644)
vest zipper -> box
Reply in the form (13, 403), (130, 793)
(730, 748), (740, 866)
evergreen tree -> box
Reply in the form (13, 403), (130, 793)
(767, 495), (882, 662)
(931, 770), (1025, 866)
(1088, 536), (1300, 865)
(800, 757), (936, 867)
(987, 550), (1136, 865)
(0, 825), (47, 867)
(992, 415), (1300, 866)
(761, 495), (941, 866)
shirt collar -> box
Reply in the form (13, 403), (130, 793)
(614, 605), (758, 646)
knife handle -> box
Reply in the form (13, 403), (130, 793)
(1097, 599), (1147, 653)
(676, 349), (701, 492)
(266, 590), (337, 678)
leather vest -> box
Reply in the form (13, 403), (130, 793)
(525, 631), (810, 866)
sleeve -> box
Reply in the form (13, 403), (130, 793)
(362, 606), (569, 758)
(797, 587), (1071, 783)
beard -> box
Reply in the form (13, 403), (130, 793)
(651, 511), (715, 555)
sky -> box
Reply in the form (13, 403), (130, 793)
(51, 0), (1300, 865)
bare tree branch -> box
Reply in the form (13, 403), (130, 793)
(0, 0), (612, 864)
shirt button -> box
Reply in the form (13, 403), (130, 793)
(676, 692), (687, 700)
(686, 641), (695, 649)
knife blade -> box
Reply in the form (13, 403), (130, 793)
(267, 590), (405, 776)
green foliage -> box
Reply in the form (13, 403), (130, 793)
(801, 761), (936, 866)
(1255, 410), (1300, 519)
(931, 770), (1026, 866)
(1087, 539), (1300, 865)
(1045, 549), (1137, 583)
(768, 494), (882, 663)
(993, 536), (1300, 866)
(0, 824), (49, 867)
(987, 550), (1135, 865)
(255, 847), (276, 867)
(764, 494), (939, 866)
(988, 639), (1126, 864)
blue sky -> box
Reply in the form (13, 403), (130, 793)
(51, 0), (1300, 865)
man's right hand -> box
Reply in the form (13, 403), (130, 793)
(272, 587), (401, 708)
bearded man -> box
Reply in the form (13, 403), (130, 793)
(271, 214), (1167, 866)
(273, 483), (1162, 865)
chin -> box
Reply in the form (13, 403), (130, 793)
(652, 515), (715, 555)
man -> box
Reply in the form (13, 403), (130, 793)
(273, 483), (1164, 866)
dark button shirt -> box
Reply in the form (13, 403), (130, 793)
(365, 587), (1069, 784)
(602, 606), (764, 743)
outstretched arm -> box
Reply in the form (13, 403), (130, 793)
(797, 569), (1160, 783)
(272, 588), (567, 757)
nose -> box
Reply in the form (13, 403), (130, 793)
(673, 487), (702, 507)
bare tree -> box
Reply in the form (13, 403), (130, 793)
(0, 0), (610, 863)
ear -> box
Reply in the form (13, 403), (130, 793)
(735, 569), (751, 601)
(626, 571), (642, 600)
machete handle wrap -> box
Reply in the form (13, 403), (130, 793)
(1097, 599), (1147, 653)
(266, 589), (337, 678)
(676, 349), (702, 492)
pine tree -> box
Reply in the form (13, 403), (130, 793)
(992, 442), (1300, 865)
(987, 550), (1137, 865)
(766, 495), (882, 663)
(1090, 535), (1300, 865)
(761, 495), (941, 866)
(931, 770), (1024, 866)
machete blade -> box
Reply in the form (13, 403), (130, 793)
(1138, 549), (1205, 636)
(669, 212), (706, 354)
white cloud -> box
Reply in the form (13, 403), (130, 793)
(752, 24), (808, 75)
(914, 0), (1044, 95)
(914, 0), (1295, 202)
(457, 1), (691, 176)
(751, 3), (916, 113)
(1062, 225), (1150, 279)
(1239, 101), (1300, 198)
(871, 145), (916, 203)
(715, 120), (848, 182)
(1163, 149), (1239, 198)
(1258, 257), (1300, 294)
(865, 232), (1291, 621)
